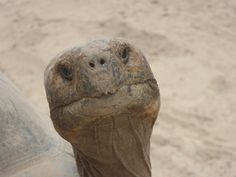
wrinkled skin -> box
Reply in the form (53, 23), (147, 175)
(44, 39), (160, 177)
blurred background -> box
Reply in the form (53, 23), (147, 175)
(0, 0), (236, 176)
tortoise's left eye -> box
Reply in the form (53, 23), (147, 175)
(120, 47), (129, 64)
(58, 64), (73, 81)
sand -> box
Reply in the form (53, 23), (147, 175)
(0, 0), (236, 176)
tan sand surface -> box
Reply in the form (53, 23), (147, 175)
(0, 0), (236, 176)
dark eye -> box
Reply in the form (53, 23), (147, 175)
(121, 47), (129, 64)
(58, 64), (73, 81)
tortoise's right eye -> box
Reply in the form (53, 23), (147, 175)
(58, 64), (73, 81)
(120, 47), (129, 64)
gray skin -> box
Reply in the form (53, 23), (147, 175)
(44, 38), (160, 177)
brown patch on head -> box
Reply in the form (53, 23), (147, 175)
(44, 52), (78, 110)
(109, 39), (153, 83)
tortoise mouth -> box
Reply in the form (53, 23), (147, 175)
(50, 78), (158, 114)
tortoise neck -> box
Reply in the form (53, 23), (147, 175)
(71, 114), (154, 177)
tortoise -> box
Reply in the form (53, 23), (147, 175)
(44, 38), (160, 177)
(0, 72), (79, 177)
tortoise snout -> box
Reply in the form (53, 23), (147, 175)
(78, 54), (124, 97)
(88, 57), (107, 70)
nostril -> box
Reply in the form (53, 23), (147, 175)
(89, 61), (95, 68)
(100, 58), (105, 65)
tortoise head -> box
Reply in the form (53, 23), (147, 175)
(44, 38), (160, 143)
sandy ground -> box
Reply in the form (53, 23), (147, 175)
(0, 0), (236, 176)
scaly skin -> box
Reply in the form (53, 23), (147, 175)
(44, 39), (160, 177)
